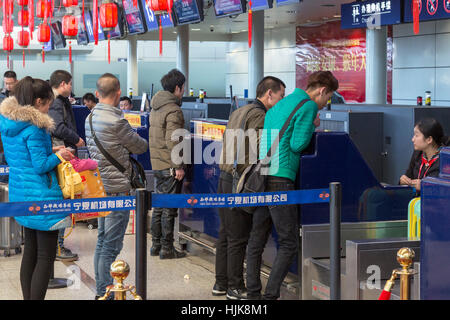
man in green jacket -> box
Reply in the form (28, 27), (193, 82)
(246, 71), (339, 300)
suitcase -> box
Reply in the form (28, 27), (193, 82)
(0, 183), (23, 257)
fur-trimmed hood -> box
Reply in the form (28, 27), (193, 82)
(0, 97), (55, 136)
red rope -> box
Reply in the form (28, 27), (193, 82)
(69, 40), (72, 63)
(42, 46), (45, 63)
(413, 0), (420, 34)
(248, 0), (252, 48)
(108, 33), (111, 64)
(159, 16), (162, 56)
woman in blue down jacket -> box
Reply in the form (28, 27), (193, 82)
(0, 77), (74, 300)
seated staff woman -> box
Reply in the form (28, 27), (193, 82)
(400, 118), (450, 193)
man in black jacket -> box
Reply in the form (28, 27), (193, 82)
(48, 70), (83, 262)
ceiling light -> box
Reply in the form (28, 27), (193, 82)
(191, 28), (201, 31)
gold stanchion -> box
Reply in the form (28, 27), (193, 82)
(98, 260), (142, 300)
(379, 248), (415, 300)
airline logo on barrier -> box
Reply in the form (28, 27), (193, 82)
(319, 191), (330, 200)
(187, 196), (198, 205)
(29, 204), (41, 214)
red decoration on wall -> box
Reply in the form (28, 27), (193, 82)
(413, 0), (420, 34)
(62, 15), (78, 63)
(159, 15), (162, 56)
(3, 35), (14, 51)
(28, 0), (34, 39)
(248, 0), (252, 48)
(37, 23), (51, 42)
(18, 30), (30, 67)
(62, 0), (77, 7)
(17, 0), (28, 6)
(36, 0), (50, 19)
(2, 18), (14, 33)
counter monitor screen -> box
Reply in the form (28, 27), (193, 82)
(50, 21), (66, 49)
(122, 0), (147, 34)
(213, 0), (245, 17)
(275, 0), (300, 7)
(251, 0), (272, 11)
(173, 0), (204, 25)
(84, 10), (106, 42)
(77, 15), (89, 45)
(140, 0), (159, 30)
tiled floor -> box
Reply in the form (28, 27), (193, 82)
(0, 222), (298, 300)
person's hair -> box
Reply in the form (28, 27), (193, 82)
(256, 76), (286, 98)
(49, 70), (72, 89)
(160, 69), (185, 94)
(120, 96), (132, 105)
(306, 71), (339, 93)
(3, 70), (16, 79)
(96, 73), (120, 98)
(416, 118), (450, 147)
(12, 76), (54, 107)
(82, 92), (97, 103)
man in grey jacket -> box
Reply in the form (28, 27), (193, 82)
(85, 73), (148, 299)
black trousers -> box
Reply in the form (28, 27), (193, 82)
(246, 176), (298, 300)
(151, 169), (183, 250)
(215, 172), (253, 289)
(20, 227), (59, 300)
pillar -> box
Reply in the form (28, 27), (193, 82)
(127, 35), (138, 97)
(248, 10), (264, 100)
(176, 24), (189, 96)
(365, 26), (387, 104)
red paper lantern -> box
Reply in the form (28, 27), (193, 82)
(149, 0), (169, 13)
(17, 30), (30, 47)
(100, 2), (118, 31)
(4, 0), (14, 16)
(17, 0), (28, 5)
(62, 0), (78, 7)
(62, 15), (78, 37)
(18, 9), (29, 26)
(36, 0), (50, 18)
(2, 19), (14, 34)
(3, 35), (14, 51)
(37, 23), (51, 43)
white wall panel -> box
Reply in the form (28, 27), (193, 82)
(436, 20), (450, 33)
(393, 68), (435, 100)
(393, 35), (435, 68)
(436, 34), (450, 67)
(393, 21), (436, 37)
(435, 68), (450, 101)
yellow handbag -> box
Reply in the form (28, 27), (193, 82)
(55, 153), (84, 199)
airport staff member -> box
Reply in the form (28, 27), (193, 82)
(246, 71), (339, 300)
(214, 76), (286, 300)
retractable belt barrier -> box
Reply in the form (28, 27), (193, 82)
(0, 166), (341, 300)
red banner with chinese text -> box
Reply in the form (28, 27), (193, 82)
(296, 21), (392, 104)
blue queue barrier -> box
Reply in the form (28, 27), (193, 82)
(0, 185), (336, 300)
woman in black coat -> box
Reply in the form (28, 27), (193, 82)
(400, 118), (450, 194)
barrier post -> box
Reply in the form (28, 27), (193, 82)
(329, 182), (342, 300)
(135, 188), (149, 300)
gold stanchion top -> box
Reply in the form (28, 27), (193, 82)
(397, 248), (415, 270)
(110, 260), (130, 282)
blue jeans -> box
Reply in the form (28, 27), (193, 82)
(94, 193), (130, 297)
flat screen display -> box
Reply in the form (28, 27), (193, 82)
(213, 0), (245, 17)
(140, 0), (159, 30)
(160, 12), (176, 28)
(84, 10), (106, 42)
(43, 31), (53, 51)
(108, 5), (125, 39)
(251, 0), (272, 11)
(173, 0), (204, 25)
(275, 0), (300, 7)
(122, 0), (147, 34)
(50, 21), (66, 49)
(77, 15), (89, 45)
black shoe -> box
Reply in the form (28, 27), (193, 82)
(56, 246), (79, 261)
(247, 294), (261, 300)
(211, 283), (227, 296)
(159, 248), (186, 259)
(226, 288), (248, 300)
(150, 246), (161, 256)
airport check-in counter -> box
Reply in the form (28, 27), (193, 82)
(179, 118), (419, 299)
(327, 104), (450, 185)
